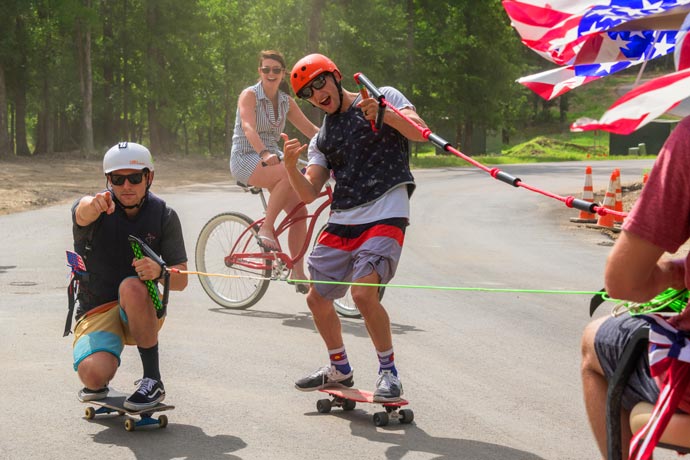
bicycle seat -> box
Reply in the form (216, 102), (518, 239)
(236, 181), (263, 195)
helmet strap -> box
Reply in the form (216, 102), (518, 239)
(330, 72), (344, 113)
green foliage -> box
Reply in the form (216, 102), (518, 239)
(0, 0), (626, 157)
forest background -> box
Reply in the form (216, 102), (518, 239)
(0, 0), (678, 160)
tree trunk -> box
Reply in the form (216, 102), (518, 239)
(100, 1), (115, 146)
(559, 93), (569, 124)
(405, 0), (415, 92)
(145, 2), (175, 154)
(304, 0), (326, 123)
(14, 80), (30, 156)
(34, 76), (54, 155)
(13, 16), (30, 156)
(0, 64), (11, 157)
(307, 0), (325, 50)
(76, 1), (95, 154)
(464, 121), (474, 156)
(223, 59), (233, 155)
(455, 121), (463, 155)
(33, 1), (54, 156)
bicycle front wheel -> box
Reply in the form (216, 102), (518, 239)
(314, 225), (385, 319)
(195, 212), (271, 309)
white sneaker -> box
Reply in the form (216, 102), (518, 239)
(373, 370), (403, 402)
(294, 365), (354, 391)
(78, 386), (108, 402)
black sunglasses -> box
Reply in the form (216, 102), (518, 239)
(297, 74), (328, 99)
(109, 172), (145, 186)
(260, 66), (284, 75)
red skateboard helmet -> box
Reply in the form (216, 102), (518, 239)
(290, 54), (341, 95)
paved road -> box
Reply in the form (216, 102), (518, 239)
(3, 160), (676, 460)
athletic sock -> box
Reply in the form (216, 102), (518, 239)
(377, 348), (397, 376)
(329, 346), (352, 375)
(138, 343), (161, 381)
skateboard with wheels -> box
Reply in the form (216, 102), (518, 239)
(317, 387), (414, 426)
(81, 390), (174, 431)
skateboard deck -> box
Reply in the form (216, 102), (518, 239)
(81, 391), (174, 431)
(317, 387), (414, 426)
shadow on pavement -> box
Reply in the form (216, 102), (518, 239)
(90, 420), (246, 459)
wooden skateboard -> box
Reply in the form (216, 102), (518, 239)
(81, 390), (174, 431)
(317, 387), (414, 426)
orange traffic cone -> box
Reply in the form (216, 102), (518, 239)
(592, 171), (617, 230)
(570, 165), (597, 223)
(614, 169), (624, 224)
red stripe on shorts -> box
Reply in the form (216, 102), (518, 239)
(318, 224), (404, 251)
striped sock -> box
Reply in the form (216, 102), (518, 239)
(377, 348), (397, 376)
(329, 346), (351, 375)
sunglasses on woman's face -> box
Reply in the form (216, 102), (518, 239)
(260, 66), (284, 75)
(109, 172), (145, 186)
(297, 74), (328, 99)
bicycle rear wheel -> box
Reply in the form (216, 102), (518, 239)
(314, 225), (385, 319)
(195, 212), (271, 309)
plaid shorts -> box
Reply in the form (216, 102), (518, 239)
(308, 218), (407, 299)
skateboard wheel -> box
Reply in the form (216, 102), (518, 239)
(342, 399), (356, 411)
(373, 411), (389, 427)
(158, 414), (168, 428)
(316, 398), (332, 413)
(399, 409), (414, 424)
(124, 419), (136, 431)
(84, 407), (95, 420)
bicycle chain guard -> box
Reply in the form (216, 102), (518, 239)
(271, 258), (290, 281)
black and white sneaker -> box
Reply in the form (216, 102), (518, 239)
(78, 386), (108, 402)
(294, 365), (354, 391)
(124, 378), (165, 410)
(373, 370), (403, 402)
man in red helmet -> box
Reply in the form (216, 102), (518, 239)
(282, 54), (428, 402)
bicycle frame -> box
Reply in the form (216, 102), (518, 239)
(224, 183), (333, 278)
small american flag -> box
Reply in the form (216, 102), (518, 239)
(629, 314), (690, 460)
(570, 67), (690, 134)
(66, 250), (86, 274)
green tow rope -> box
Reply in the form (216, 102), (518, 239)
(285, 278), (600, 295)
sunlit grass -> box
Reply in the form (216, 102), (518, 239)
(409, 140), (656, 169)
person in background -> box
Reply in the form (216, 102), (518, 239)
(581, 116), (690, 459)
(230, 49), (319, 292)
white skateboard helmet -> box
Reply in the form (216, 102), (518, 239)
(103, 142), (154, 173)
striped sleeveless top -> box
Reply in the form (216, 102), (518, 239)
(230, 82), (291, 183)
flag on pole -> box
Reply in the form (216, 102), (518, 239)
(628, 314), (690, 460)
(570, 68), (690, 134)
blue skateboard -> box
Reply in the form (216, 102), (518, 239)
(81, 391), (174, 431)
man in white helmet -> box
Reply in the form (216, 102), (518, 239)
(70, 141), (188, 410)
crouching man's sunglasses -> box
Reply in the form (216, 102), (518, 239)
(109, 172), (145, 186)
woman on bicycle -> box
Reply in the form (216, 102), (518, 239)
(230, 50), (318, 291)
